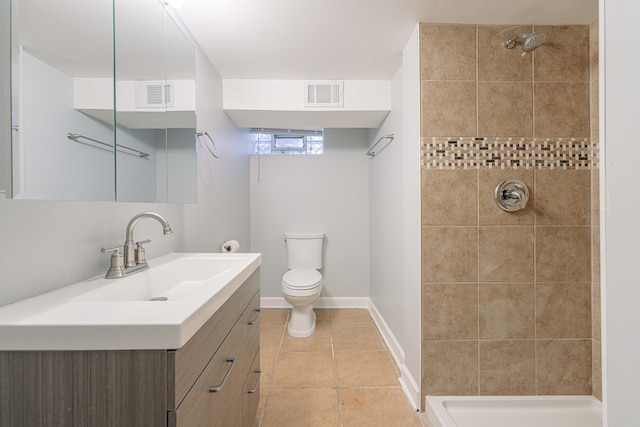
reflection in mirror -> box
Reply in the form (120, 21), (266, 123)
(10, 0), (115, 200)
(115, 1), (197, 203)
(1, 0), (11, 198)
(7, 0), (197, 203)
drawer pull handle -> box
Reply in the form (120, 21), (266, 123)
(208, 356), (236, 393)
(246, 369), (262, 394)
(247, 309), (261, 325)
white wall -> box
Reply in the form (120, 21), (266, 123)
(182, 50), (251, 253)
(250, 128), (370, 299)
(223, 79), (390, 128)
(369, 25), (422, 408)
(602, 0), (640, 425)
(15, 51), (114, 200)
(0, 47), (251, 308)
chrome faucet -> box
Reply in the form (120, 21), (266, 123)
(101, 212), (173, 279)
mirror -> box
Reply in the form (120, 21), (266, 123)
(114, 1), (197, 203)
(7, 0), (197, 202)
(10, 0), (115, 201)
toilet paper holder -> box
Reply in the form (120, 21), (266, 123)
(221, 240), (240, 253)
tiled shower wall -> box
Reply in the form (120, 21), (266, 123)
(419, 23), (600, 399)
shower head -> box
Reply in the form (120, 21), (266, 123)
(503, 31), (545, 56)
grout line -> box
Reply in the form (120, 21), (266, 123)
(258, 310), (288, 426)
(533, 168), (538, 395)
(476, 167), (481, 396)
(328, 310), (345, 427)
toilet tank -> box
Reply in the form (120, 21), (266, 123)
(285, 232), (325, 270)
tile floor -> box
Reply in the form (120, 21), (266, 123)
(257, 308), (430, 427)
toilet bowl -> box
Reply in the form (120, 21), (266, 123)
(281, 269), (323, 337)
(281, 232), (325, 338)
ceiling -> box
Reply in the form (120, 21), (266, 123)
(176, 0), (598, 81)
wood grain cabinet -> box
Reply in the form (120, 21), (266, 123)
(0, 270), (260, 427)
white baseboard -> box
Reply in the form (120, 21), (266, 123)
(260, 296), (370, 309)
(260, 296), (421, 411)
(260, 297), (290, 308)
(368, 300), (421, 411)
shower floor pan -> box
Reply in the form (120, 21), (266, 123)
(426, 395), (602, 427)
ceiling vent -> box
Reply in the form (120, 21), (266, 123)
(304, 81), (343, 107)
(134, 81), (175, 108)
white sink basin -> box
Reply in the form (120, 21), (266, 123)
(0, 252), (261, 351)
(75, 256), (241, 302)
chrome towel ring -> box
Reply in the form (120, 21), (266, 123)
(196, 130), (220, 158)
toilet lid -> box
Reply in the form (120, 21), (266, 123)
(282, 269), (322, 290)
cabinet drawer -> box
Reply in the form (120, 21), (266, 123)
(168, 270), (259, 409)
(169, 297), (260, 427)
(242, 350), (261, 427)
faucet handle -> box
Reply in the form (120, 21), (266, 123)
(135, 239), (151, 247)
(100, 246), (125, 279)
(135, 239), (151, 264)
(101, 245), (122, 255)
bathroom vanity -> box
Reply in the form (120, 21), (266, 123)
(0, 253), (261, 427)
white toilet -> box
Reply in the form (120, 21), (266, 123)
(281, 232), (325, 338)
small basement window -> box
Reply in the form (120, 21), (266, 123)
(251, 128), (324, 155)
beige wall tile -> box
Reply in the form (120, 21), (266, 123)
(420, 24), (476, 81)
(479, 227), (534, 282)
(536, 283), (591, 339)
(478, 82), (533, 137)
(590, 78), (599, 142)
(421, 81), (477, 137)
(536, 226), (591, 283)
(592, 281), (601, 341)
(419, 21), (597, 403)
(479, 283), (535, 339)
(536, 339), (592, 395)
(589, 21), (599, 80)
(477, 25), (533, 81)
(422, 226), (478, 282)
(592, 226), (600, 285)
(535, 169), (590, 225)
(534, 82), (590, 137)
(340, 388), (422, 426)
(262, 389), (340, 427)
(592, 340), (602, 400)
(591, 168), (600, 224)
(423, 283), (479, 340)
(479, 340), (535, 395)
(423, 340), (478, 395)
(479, 169), (535, 226)
(422, 169), (478, 226)
(533, 26), (590, 82)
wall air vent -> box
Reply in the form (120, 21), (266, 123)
(304, 81), (343, 107)
(134, 81), (175, 108)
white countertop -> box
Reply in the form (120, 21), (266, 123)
(0, 252), (261, 351)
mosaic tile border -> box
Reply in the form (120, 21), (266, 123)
(421, 137), (594, 170)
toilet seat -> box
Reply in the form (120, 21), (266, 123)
(282, 269), (322, 290)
